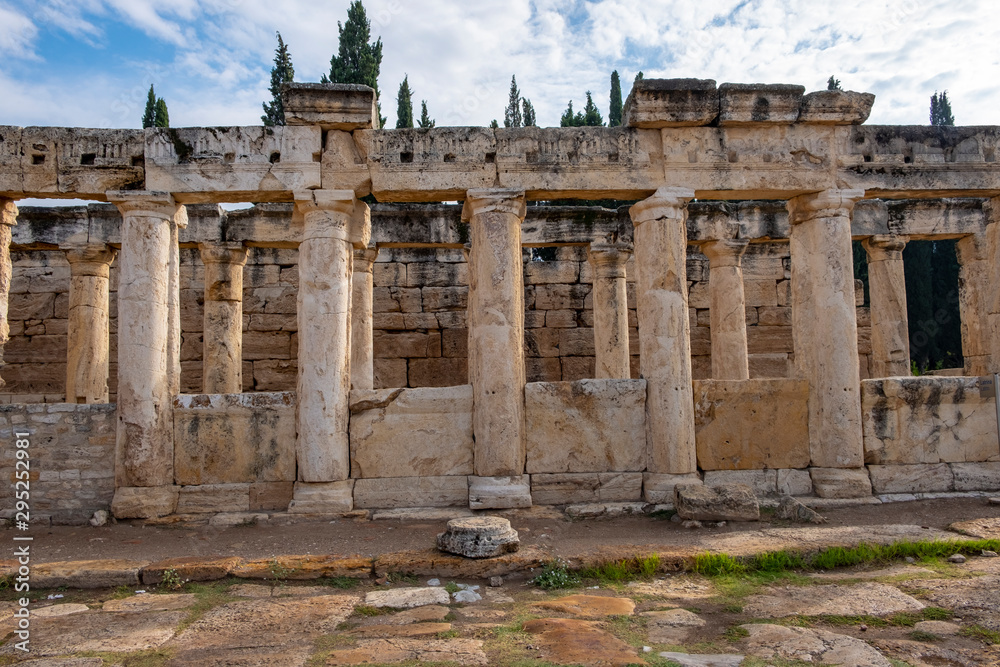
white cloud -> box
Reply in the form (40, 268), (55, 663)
(0, 3), (40, 58)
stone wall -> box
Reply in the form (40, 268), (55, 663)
(0, 240), (873, 402)
(0, 403), (115, 524)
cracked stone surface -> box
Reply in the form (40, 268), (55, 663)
(744, 581), (925, 617)
(741, 623), (892, 667)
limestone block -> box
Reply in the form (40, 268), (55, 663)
(177, 483), (251, 514)
(497, 126), (664, 199)
(363, 127), (497, 201)
(718, 83), (804, 126)
(349, 386), (474, 478)
(250, 481), (294, 511)
(703, 470), (778, 497)
(809, 468), (872, 499)
(798, 90), (875, 125)
(282, 83), (378, 130)
(950, 462), (1000, 491)
(111, 486), (179, 519)
(623, 78), (719, 128)
(0, 126), (22, 195)
(642, 473), (703, 504)
(173, 392), (296, 485)
(530, 472), (643, 505)
(674, 483), (760, 521)
(408, 358), (467, 387)
(365, 587), (451, 609)
(776, 469), (813, 496)
(524, 379), (646, 474)
(436, 517), (520, 558)
(868, 463), (954, 494)
(145, 126), (321, 201)
(288, 480), (355, 513)
(468, 475), (531, 510)
(373, 359), (407, 389)
(693, 379), (810, 470)
(353, 476), (469, 509)
(861, 378), (999, 464)
(19, 127), (145, 198)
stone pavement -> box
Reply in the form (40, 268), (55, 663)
(0, 513), (998, 665)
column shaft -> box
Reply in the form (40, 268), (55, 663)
(351, 247), (378, 391)
(956, 231), (992, 375)
(701, 239), (750, 380)
(588, 244), (632, 379)
(629, 187), (697, 474)
(295, 190), (368, 482)
(862, 235), (910, 377)
(788, 189), (865, 468)
(107, 191), (186, 487)
(0, 199), (16, 388)
(200, 243), (249, 394)
(65, 245), (117, 403)
(463, 189), (527, 476)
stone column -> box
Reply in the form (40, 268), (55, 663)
(587, 243), (633, 379)
(701, 239), (750, 381)
(200, 243), (249, 394)
(351, 246), (378, 391)
(462, 189), (531, 509)
(166, 218), (184, 396)
(106, 191), (186, 518)
(293, 190), (369, 488)
(788, 189), (865, 469)
(862, 235), (910, 377)
(629, 186), (697, 474)
(0, 199), (16, 387)
(956, 231), (992, 375)
(65, 244), (117, 403)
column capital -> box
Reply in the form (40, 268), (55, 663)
(461, 189), (526, 221)
(629, 186), (695, 226)
(293, 189), (370, 248)
(199, 242), (249, 267)
(353, 246), (379, 273)
(106, 191), (187, 228)
(700, 238), (749, 267)
(0, 199), (17, 227)
(64, 244), (117, 277)
(787, 189), (865, 223)
(862, 234), (908, 261)
(588, 243), (632, 276)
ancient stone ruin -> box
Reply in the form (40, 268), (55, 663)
(1, 79), (999, 523)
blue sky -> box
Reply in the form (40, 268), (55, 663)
(1, 0), (998, 133)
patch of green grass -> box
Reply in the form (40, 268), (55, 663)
(530, 559), (580, 590)
(580, 554), (661, 584)
(77, 648), (174, 666)
(921, 606), (952, 620)
(318, 576), (360, 590)
(436, 629), (461, 639)
(444, 581), (461, 594)
(721, 603), (744, 613)
(692, 553), (746, 576)
(723, 625), (749, 641)
(888, 660), (916, 667)
(110, 585), (136, 600)
(960, 624), (1000, 644)
(352, 604), (394, 617)
(388, 573), (420, 586)
(907, 630), (940, 642)
(604, 614), (647, 647)
(268, 558), (296, 582)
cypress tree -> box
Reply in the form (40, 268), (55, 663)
(503, 75), (522, 128)
(418, 100), (435, 128)
(522, 98), (536, 127)
(827, 76), (842, 91)
(489, 119), (500, 129)
(930, 91), (955, 126)
(395, 75), (413, 128)
(153, 98), (169, 128)
(142, 85), (157, 128)
(582, 91), (603, 126)
(609, 70), (623, 127)
(325, 1), (385, 127)
(262, 32), (295, 126)
(560, 101), (581, 127)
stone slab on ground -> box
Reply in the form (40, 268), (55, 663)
(0, 610), (185, 657)
(641, 608), (706, 643)
(522, 618), (644, 667)
(530, 594), (635, 618)
(165, 645), (313, 667)
(324, 638), (488, 666)
(102, 593), (195, 612)
(374, 605), (451, 625)
(949, 516), (1000, 539)
(16, 660), (104, 667)
(899, 574), (1000, 624)
(231, 555), (371, 580)
(365, 587), (451, 609)
(744, 582), (924, 618)
(741, 623), (891, 666)
(913, 620), (962, 635)
(33, 559), (148, 588)
(31, 603), (90, 618)
(141, 556), (242, 585)
(657, 653), (745, 667)
(675, 483), (760, 521)
(348, 622), (453, 637)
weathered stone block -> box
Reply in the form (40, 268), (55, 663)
(407, 358), (467, 387)
(353, 476), (468, 509)
(798, 90), (875, 125)
(868, 463), (954, 494)
(111, 486), (179, 519)
(349, 386), (474, 478)
(642, 473), (703, 504)
(250, 481), (294, 511)
(809, 468), (872, 499)
(282, 83), (378, 130)
(718, 83), (805, 126)
(694, 379), (810, 470)
(173, 392), (296, 485)
(437, 517), (520, 558)
(530, 472), (643, 504)
(19, 127), (145, 198)
(776, 469), (813, 496)
(862, 378), (1000, 464)
(177, 483), (251, 514)
(468, 475), (531, 509)
(288, 480), (355, 513)
(525, 379), (646, 474)
(703, 470), (778, 497)
(950, 462), (1000, 491)
(675, 483), (760, 521)
(623, 78), (719, 128)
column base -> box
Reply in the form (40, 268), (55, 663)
(288, 481), (355, 513)
(809, 468), (873, 499)
(469, 475), (532, 510)
(642, 473), (703, 504)
(111, 486), (179, 519)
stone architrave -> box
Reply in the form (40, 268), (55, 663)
(587, 243), (632, 379)
(106, 190), (187, 488)
(701, 239), (750, 380)
(351, 246), (378, 391)
(0, 199), (16, 387)
(629, 187), (697, 474)
(788, 189), (865, 469)
(294, 189), (370, 483)
(200, 243), (249, 394)
(862, 235), (910, 378)
(65, 244), (117, 403)
(462, 189), (528, 478)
